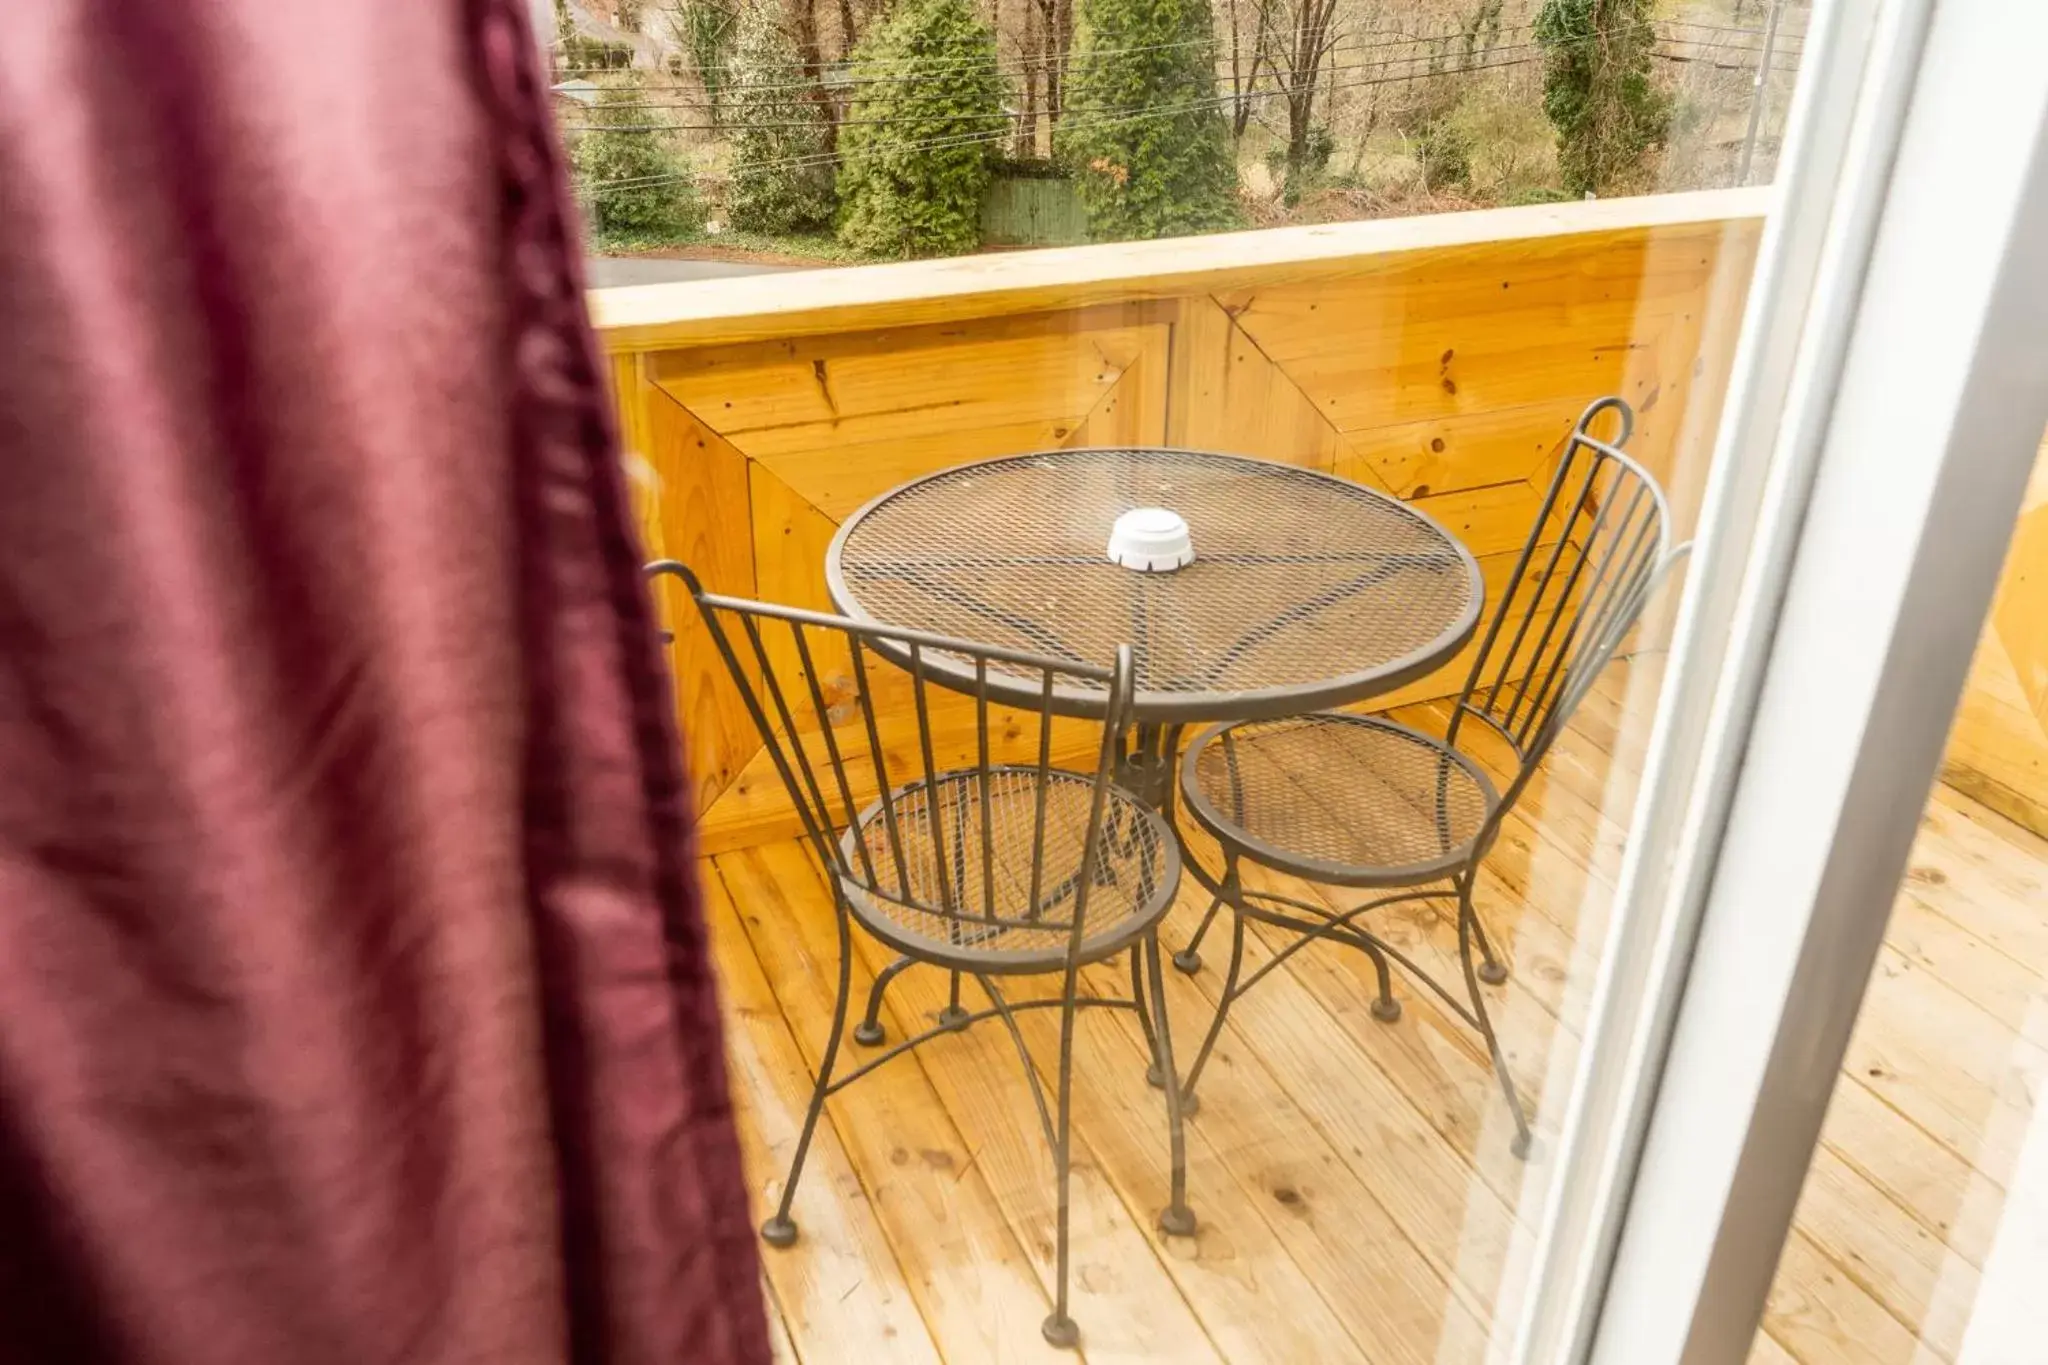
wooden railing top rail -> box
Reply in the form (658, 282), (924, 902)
(588, 185), (1772, 353)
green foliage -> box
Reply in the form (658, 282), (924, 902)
(668, 0), (739, 127)
(570, 84), (707, 243)
(1264, 126), (1336, 205)
(1416, 117), (1474, 191)
(1534, 0), (1671, 195)
(727, 12), (837, 233)
(835, 0), (1007, 258)
(1060, 0), (1242, 240)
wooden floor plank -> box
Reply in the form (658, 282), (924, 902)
(1750, 1327), (1804, 1365)
(763, 1286), (800, 1365)
(1762, 1231), (1923, 1365)
(1787, 1143), (1976, 1362)
(1063, 927), (1494, 1365)
(1151, 887), (1524, 1348)
(716, 847), (1070, 1364)
(748, 840), (1232, 1365)
(1842, 945), (2048, 1190)
(698, 867), (946, 1365)
(694, 649), (2048, 1365)
(1817, 1078), (2006, 1275)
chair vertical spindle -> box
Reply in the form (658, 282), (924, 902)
(975, 659), (995, 921)
(1027, 670), (1055, 922)
(799, 623), (878, 887)
(1481, 450), (1601, 716)
(907, 643), (958, 918)
(849, 640), (912, 899)
(1509, 474), (1648, 748)
(741, 615), (842, 875)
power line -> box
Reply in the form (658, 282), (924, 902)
(550, 14), (1786, 81)
(562, 25), (1802, 138)
(549, 19), (1545, 82)
(552, 14), (1785, 112)
(574, 49), (1551, 197)
(568, 18), (1808, 196)
(558, 22), (1545, 105)
(564, 38), (1558, 135)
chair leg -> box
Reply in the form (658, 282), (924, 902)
(1132, 948), (1162, 1085)
(1180, 905), (1244, 1113)
(1144, 933), (1197, 1237)
(1173, 892), (1226, 974)
(1043, 960), (1083, 1350)
(1457, 874), (1532, 1159)
(1334, 924), (1403, 1023)
(1469, 901), (1510, 986)
(852, 953), (913, 1047)
(763, 899), (856, 1246)
(939, 970), (970, 1029)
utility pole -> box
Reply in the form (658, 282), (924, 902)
(1737, 0), (1786, 184)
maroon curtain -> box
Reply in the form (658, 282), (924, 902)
(0, 2), (768, 1362)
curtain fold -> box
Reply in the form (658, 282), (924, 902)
(0, 2), (767, 1361)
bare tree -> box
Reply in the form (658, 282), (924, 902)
(1222, 0), (1272, 141)
(1260, 0), (1342, 191)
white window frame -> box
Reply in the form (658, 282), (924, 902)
(1514, 0), (2048, 1360)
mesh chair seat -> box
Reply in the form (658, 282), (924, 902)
(840, 766), (1179, 972)
(1179, 713), (1499, 887)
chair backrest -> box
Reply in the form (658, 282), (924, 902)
(1445, 397), (1682, 802)
(645, 561), (1141, 955)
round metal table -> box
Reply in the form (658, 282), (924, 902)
(826, 447), (1483, 724)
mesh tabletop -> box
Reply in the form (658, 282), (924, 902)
(827, 448), (1482, 721)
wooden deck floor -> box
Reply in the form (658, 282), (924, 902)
(697, 658), (2048, 1364)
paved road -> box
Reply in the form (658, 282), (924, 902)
(586, 255), (794, 288)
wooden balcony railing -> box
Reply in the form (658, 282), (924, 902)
(593, 189), (1774, 834)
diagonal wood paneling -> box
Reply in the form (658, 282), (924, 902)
(616, 362), (762, 815)
(1065, 324), (1170, 447)
(655, 304), (1171, 519)
(1166, 295), (1355, 475)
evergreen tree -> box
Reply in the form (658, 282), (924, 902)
(570, 84), (707, 241)
(1535, 0), (1671, 195)
(668, 0), (739, 129)
(1060, 0), (1241, 240)
(727, 11), (836, 233)
(835, 0), (1008, 258)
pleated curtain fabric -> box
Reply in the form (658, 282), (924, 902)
(0, 2), (768, 1361)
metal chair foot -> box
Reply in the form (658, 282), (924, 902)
(1479, 960), (1509, 986)
(760, 1216), (798, 1248)
(852, 1020), (886, 1047)
(1370, 996), (1402, 1023)
(1511, 1130), (1535, 1161)
(1157, 1204), (1197, 1238)
(1041, 1315), (1080, 1350)
(936, 1005), (971, 1030)
(1172, 949), (1202, 975)
(1146, 1064), (1201, 1113)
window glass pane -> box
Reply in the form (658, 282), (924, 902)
(577, 0), (1834, 1358)
(1751, 428), (2048, 1365)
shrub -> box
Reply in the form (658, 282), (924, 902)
(835, 0), (1007, 258)
(1416, 117), (1474, 191)
(1535, 0), (1671, 195)
(727, 12), (837, 233)
(1060, 0), (1242, 240)
(570, 84), (707, 242)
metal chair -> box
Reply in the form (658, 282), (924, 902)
(1168, 397), (1683, 1157)
(645, 561), (1191, 1351)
